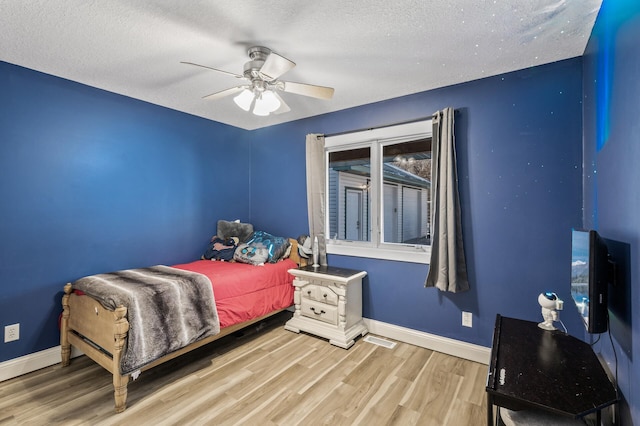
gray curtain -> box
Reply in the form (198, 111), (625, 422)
(305, 134), (328, 265)
(425, 108), (470, 292)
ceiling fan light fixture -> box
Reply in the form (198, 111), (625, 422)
(184, 45), (334, 117)
(233, 89), (254, 111)
(252, 90), (281, 116)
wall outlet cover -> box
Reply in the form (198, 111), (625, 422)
(462, 312), (473, 328)
(4, 324), (20, 343)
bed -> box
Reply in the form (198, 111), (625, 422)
(60, 233), (305, 413)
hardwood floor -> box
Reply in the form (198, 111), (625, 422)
(0, 312), (489, 425)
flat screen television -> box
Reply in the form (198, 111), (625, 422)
(570, 229), (612, 334)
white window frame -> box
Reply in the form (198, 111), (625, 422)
(325, 120), (432, 264)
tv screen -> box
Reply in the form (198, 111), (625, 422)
(571, 229), (610, 334)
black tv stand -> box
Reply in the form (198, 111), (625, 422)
(486, 315), (618, 425)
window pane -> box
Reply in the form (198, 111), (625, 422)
(381, 138), (431, 245)
(328, 147), (371, 242)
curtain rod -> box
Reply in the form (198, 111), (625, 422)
(321, 114), (437, 139)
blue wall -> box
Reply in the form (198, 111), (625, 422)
(251, 58), (585, 347)
(583, 0), (640, 423)
(0, 62), (251, 362)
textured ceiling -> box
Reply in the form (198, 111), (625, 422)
(1, 0), (601, 130)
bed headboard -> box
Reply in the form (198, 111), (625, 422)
(287, 238), (308, 267)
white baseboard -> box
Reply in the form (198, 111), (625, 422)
(363, 318), (491, 365)
(1, 320), (489, 383)
(0, 346), (83, 383)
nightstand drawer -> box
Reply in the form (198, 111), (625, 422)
(301, 300), (338, 325)
(316, 286), (338, 305)
(301, 284), (319, 300)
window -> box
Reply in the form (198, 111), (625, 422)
(325, 120), (432, 263)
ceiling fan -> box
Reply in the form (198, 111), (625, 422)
(182, 46), (335, 116)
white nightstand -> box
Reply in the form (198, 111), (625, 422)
(284, 265), (368, 349)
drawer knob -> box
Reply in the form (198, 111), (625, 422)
(323, 293), (328, 298)
(310, 307), (326, 315)
(307, 290), (312, 295)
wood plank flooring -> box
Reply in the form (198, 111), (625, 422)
(0, 312), (489, 425)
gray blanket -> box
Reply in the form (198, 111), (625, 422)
(72, 265), (220, 374)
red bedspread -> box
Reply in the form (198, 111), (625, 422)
(172, 259), (296, 328)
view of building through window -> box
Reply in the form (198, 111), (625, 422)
(383, 138), (431, 245)
(328, 147), (372, 242)
(328, 137), (431, 246)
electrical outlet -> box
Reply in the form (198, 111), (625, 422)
(462, 312), (473, 328)
(4, 323), (19, 343)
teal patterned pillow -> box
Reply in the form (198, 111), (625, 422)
(246, 231), (291, 263)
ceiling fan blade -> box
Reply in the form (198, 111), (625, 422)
(202, 86), (247, 100)
(280, 81), (335, 100)
(181, 61), (245, 79)
(272, 91), (291, 115)
(258, 52), (296, 81)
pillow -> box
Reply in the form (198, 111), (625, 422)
(217, 220), (254, 243)
(203, 236), (238, 261)
(233, 242), (269, 266)
(246, 231), (291, 263)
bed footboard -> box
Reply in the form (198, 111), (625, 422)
(61, 283), (131, 412)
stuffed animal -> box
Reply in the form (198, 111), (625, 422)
(203, 236), (239, 261)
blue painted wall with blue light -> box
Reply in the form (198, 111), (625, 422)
(0, 62), (251, 362)
(583, 0), (640, 423)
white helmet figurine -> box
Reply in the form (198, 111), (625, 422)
(538, 292), (563, 331)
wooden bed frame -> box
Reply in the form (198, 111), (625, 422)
(60, 238), (305, 413)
